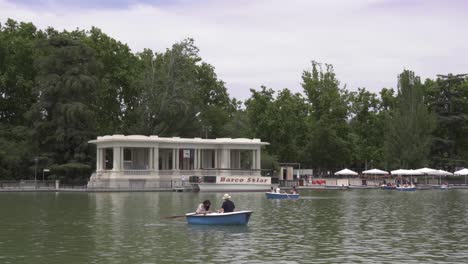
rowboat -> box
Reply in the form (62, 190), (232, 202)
(185, 210), (252, 225)
(265, 192), (300, 199)
(396, 186), (416, 191)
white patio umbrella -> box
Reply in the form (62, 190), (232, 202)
(416, 167), (438, 174)
(416, 167), (438, 185)
(454, 168), (468, 185)
(434, 170), (453, 176)
(454, 168), (468, 175)
(362, 169), (389, 175)
(391, 169), (423, 175)
(432, 170), (453, 185)
(335, 168), (358, 176)
(390, 169), (407, 175)
(391, 169), (422, 185)
(362, 169), (388, 182)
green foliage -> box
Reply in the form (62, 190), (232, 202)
(0, 19), (39, 126)
(49, 162), (92, 180)
(261, 151), (279, 172)
(301, 61), (351, 169)
(425, 74), (468, 169)
(29, 32), (100, 166)
(348, 88), (385, 169)
(245, 87), (308, 163)
(384, 70), (436, 169)
(131, 39), (232, 137)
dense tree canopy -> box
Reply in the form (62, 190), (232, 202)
(1, 19), (468, 180)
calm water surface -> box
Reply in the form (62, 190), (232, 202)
(1, 190), (468, 263)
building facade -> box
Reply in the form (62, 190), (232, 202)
(88, 135), (269, 189)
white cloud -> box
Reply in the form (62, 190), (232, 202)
(1, 0), (467, 99)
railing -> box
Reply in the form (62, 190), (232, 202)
(96, 168), (261, 177)
(0, 180), (57, 190)
(87, 179), (194, 190)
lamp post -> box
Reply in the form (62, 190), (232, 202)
(34, 157), (38, 188)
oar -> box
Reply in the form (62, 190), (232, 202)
(163, 215), (186, 219)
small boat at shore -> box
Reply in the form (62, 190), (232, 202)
(265, 192), (299, 199)
(381, 185), (397, 190)
(185, 211), (252, 225)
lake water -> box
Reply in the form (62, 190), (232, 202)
(1, 189), (468, 264)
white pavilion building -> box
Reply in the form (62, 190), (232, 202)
(87, 135), (269, 189)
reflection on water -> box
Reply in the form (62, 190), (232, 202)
(0, 190), (468, 263)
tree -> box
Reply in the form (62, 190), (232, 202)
(348, 88), (385, 170)
(0, 19), (42, 179)
(78, 27), (140, 135)
(131, 39), (232, 138)
(384, 70), (436, 168)
(28, 31), (100, 177)
(301, 61), (351, 172)
(425, 74), (468, 169)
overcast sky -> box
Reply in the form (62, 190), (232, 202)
(1, 0), (467, 99)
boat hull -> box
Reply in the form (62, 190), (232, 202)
(265, 192), (299, 199)
(197, 183), (270, 192)
(381, 186), (396, 190)
(396, 187), (416, 191)
(186, 211), (252, 225)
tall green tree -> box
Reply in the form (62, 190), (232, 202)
(301, 61), (351, 171)
(425, 74), (468, 169)
(28, 31), (100, 177)
(0, 19), (42, 179)
(245, 87), (307, 168)
(78, 27), (140, 135)
(384, 70), (436, 168)
(348, 88), (385, 169)
(132, 39), (231, 137)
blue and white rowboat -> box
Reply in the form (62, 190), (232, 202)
(185, 211), (252, 225)
(265, 192), (300, 199)
(396, 186), (416, 191)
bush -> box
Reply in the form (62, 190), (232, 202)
(49, 162), (92, 181)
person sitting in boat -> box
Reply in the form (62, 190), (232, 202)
(290, 186), (298, 194)
(218, 193), (235, 213)
(270, 186), (274, 193)
(275, 187), (281, 193)
(196, 200), (212, 214)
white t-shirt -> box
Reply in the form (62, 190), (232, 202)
(196, 203), (208, 214)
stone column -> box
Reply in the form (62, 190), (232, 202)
(148, 147), (153, 170)
(113, 147), (121, 171)
(175, 148), (180, 170)
(172, 149), (176, 170)
(252, 150), (256, 170)
(256, 148), (261, 170)
(221, 148), (230, 169)
(198, 149), (202, 169)
(214, 149), (218, 169)
(194, 149), (198, 169)
(96, 148), (101, 171)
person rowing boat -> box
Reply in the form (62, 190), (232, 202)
(218, 193), (235, 213)
(195, 200), (212, 214)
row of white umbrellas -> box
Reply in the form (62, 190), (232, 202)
(334, 167), (468, 176)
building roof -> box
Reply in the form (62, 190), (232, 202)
(89, 135), (269, 146)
